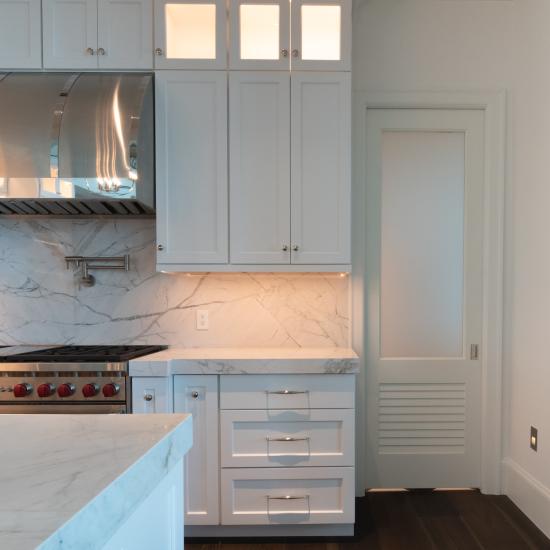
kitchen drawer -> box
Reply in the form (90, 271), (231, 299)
(221, 467), (354, 525)
(220, 374), (355, 410)
(220, 409), (354, 467)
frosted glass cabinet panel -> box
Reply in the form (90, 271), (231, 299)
(291, 0), (350, 70)
(230, 0), (289, 69)
(380, 131), (465, 358)
(154, 0), (227, 68)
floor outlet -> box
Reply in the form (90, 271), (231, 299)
(530, 426), (538, 451)
(196, 309), (209, 331)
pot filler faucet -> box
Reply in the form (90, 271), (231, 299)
(65, 255), (129, 287)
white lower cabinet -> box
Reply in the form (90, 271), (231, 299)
(174, 375), (219, 525)
(221, 467), (355, 525)
(132, 372), (355, 534)
(220, 408), (354, 468)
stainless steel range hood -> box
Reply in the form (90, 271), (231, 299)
(0, 72), (154, 216)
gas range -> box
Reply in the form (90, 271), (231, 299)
(0, 345), (165, 414)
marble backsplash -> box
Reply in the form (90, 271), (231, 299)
(0, 219), (350, 347)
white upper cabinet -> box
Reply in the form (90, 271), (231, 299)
(0, 0), (42, 69)
(43, 0), (153, 69)
(290, 72), (351, 264)
(229, 0), (289, 70)
(229, 0), (350, 71)
(156, 71), (228, 266)
(43, 0), (98, 69)
(154, 0), (227, 69)
(98, 0), (153, 69)
(290, 0), (350, 71)
(229, 71), (291, 264)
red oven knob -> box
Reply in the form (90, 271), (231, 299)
(37, 383), (56, 398)
(13, 383), (32, 398)
(102, 383), (120, 398)
(57, 383), (75, 397)
(82, 383), (99, 398)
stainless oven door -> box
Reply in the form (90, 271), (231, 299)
(0, 404), (126, 414)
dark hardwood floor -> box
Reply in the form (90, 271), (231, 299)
(186, 490), (550, 550)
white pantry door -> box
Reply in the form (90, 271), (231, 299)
(365, 108), (485, 489)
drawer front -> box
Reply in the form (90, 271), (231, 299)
(221, 467), (355, 525)
(220, 409), (354, 467)
(220, 374), (355, 410)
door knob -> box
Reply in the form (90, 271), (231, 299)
(157, 244), (164, 251)
(292, 245), (299, 252)
(281, 49), (289, 58)
(97, 47), (106, 55)
(86, 47), (95, 55)
(191, 391), (199, 399)
(155, 48), (163, 56)
(144, 394), (153, 402)
(282, 245), (289, 251)
(292, 49), (299, 58)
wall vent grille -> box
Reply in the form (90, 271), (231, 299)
(378, 382), (466, 455)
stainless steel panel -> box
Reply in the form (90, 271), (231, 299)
(0, 404), (126, 414)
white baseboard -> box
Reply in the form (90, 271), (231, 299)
(185, 524), (355, 538)
(502, 458), (550, 538)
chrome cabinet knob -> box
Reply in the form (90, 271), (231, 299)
(292, 49), (299, 58)
(191, 391), (199, 399)
(281, 49), (288, 58)
(144, 394), (153, 402)
(292, 245), (299, 251)
(86, 47), (95, 55)
(97, 47), (106, 55)
(282, 245), (289, 251)
(157, 244), (164, 251)
(155, 48), (163, 56)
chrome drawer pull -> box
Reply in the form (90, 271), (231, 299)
(266, 494), (310, 516)
(266, 390), (309, 395)
(266, 436), (310, 442)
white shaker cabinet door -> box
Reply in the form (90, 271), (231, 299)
(0, 0), (42, 69)
(156, 71), (228, 266)
(132, 377), (173, 414)
(174, 375), (220, 526)
(43, 0), (98, 69)
(98, 0), (153, 68)
(229, 71), (291, 264)
(290, 72), (351, 265)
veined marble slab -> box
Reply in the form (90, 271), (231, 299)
(0, 414), (192, 550)
(129, 347), (359, 376)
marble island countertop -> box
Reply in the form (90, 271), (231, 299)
(0, 414), (192, 550)
(129, 347), (359, 377)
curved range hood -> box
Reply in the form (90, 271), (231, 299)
(0, 72), (154, 216)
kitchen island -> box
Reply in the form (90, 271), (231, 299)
(0, 414), (192, 550)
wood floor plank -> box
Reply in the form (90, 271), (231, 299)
(418, 516), (483, 550)
(448, 491), (534, 549)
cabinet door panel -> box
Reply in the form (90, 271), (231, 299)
(229, 71), (290, 264)
(0, 0), (42, 69)
(156, 71), (228, 265)
(43, 0), (98, 69)
(174, 375), (219, 525)
(229, 0), (289, 70)
(132, 377), (173, 413)
(154, 0), (227, 69)
(290, 0), (351, 71)
(291, 72), (351, 264)
(98, 0), (153, 68)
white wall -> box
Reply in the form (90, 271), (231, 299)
(353, 0), (550, 535)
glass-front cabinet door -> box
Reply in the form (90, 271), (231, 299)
(154, 0), (227, 69)
(229, 0), (289, 70)
(290, 0), (350, 71)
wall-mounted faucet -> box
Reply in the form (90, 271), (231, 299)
(65, 255), (130, 287)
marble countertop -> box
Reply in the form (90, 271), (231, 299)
(129, 347), (359, 376)
(0, 414), (192, 550)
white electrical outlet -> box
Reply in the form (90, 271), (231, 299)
(196, 309), (209, 331)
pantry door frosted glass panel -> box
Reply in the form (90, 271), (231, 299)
(229, 0), (289, 70)
(380, 130), (465, 359)
(154, 0), (226, 69)
(291, 0), (351, 71)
